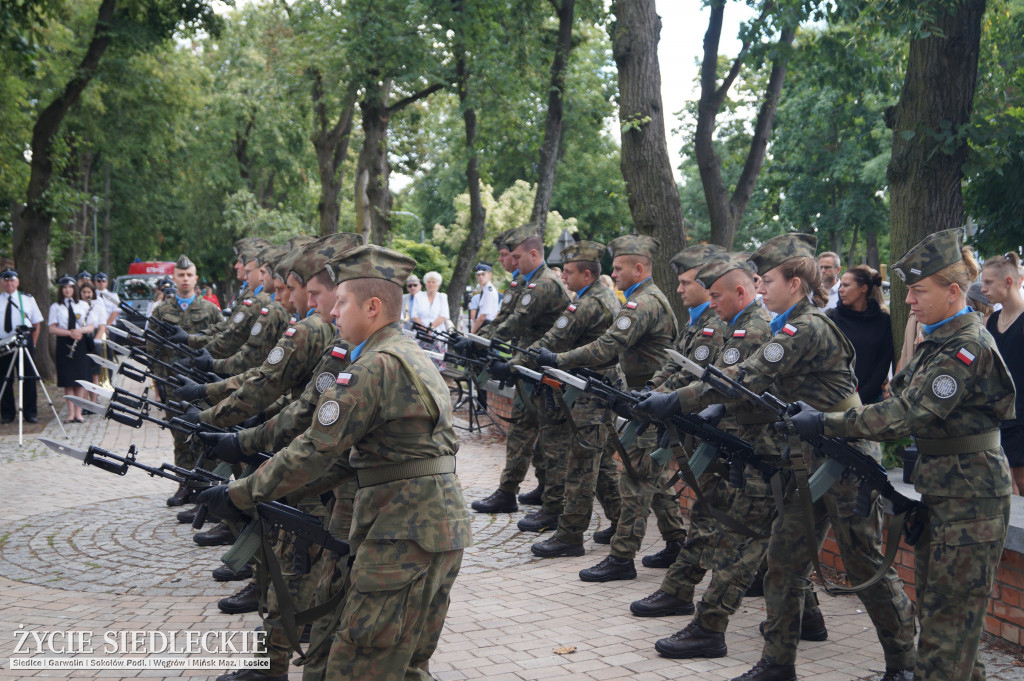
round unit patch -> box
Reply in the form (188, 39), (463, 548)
(315, 372), (334, 394)
(723, 348), (741, 365)
(267, 347), (285, 365)
(232, 311), (245, 324)
(521, 293), (533, 306)
(555, 316), (569, 329)
(318, 400), (341, 426)
(615, 316), (632, 331)
(694, 345), (710, 361)
(762, 342), (785, 363)
(250, 322), (262, 336)
(932, 375), (958, 399)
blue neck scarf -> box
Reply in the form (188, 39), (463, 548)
(624, 277), (652, 301)
(769, 303), (799, 336)
(922, 306), (972, 335)
(688, 301), (710, 327)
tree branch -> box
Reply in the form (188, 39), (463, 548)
(387, 82), (446, 114)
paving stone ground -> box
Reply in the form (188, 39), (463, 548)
(1, 375), (1022, 680)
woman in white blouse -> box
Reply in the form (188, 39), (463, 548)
(411, 271), (450, 370)
(48, 276), (98, 422)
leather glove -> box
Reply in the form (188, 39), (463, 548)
(489, 361), (512, 382)
(181, 404), (202, 425)
(198, 431), (244, 464)
(631, 391), (680, 422)
(167, 325), (190, 345)
(174, 376), (207, 402)
(450, 337), (473, 356)
(610, 397), (634, 420)
(194, 484), (246, 523)
(535, 347), (558, 368)
(192, 347), (214, 372)
(775, 401), (824, 439)
(240, 411), (265, 429)
(697, 403), (727, 426)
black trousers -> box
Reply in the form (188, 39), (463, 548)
(0, 338), (38, 420)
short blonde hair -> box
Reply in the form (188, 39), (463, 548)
(423, 271), (442, 286)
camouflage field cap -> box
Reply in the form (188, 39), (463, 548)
(505, 222), (542, 251)
(285, 235), (317, 251)
(747, 233), (816, 275)
(274, 246), (304, 281)
(290, 233), (363, 284)
(891, 228), (963, 285)
(560, 240), (605, 264)
(695, 253), (754, 289)
(492, 228), (513, 251)
(326, 244), (416, 289)
(254, 244), (287, 269)
(234, 236), (273, 258)
(670, 243), (725, 274)
(608, 234), (659, 261)
(175, 254), (195, 270)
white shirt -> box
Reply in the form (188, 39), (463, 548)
(48, 299), (98, 330)
(411, 290), (450, 327)
(0, 290), (43, 339)
(477, 282), (500, 322)
(96, 288), (121, 322)
(819, 281), (840, 312)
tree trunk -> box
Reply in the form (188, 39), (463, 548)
(356, 79), (393, 245)
(447, 33), (487, 329)
(611, 0), (687, 321)
(846, 223), (859, 268)
(311, 71), (357, 236)
(694, 2), (793, 249)
(531, 0), (575, 232)
(102, 162), (111, 272)
(865, 228), (879, 271)
(886, 0), (986, 351)
(57, 149), (93, 276)
(14, 0), (116, 381)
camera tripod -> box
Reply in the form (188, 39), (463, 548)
(452, 371), (504, 436)
(0, 328), (68, 445)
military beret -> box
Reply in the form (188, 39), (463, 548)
(326, 244), (416, 289)
(891, 228), (963, 286)
(77, 270), (92, 281)
(175, 254), (194, 270)
(291, 233), (363, 284)
(1, 268), (18, 280)
(695, 254), (754, 289)
(561, 240), (605, 264)
(608, 234), (659, 261)
(504, 222), (542, 252)
(57, 275), (76, 287)
(670, 243), (725, 273)
(748, 233), (816, 275)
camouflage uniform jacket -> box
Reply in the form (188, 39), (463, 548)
(146, 295), (222, 379)
(479, 273), (526, 340)
(192, 290), (272, 358)
(211, 299), (290, 375)
(230, 323), (473, 553)
(200, 314), (337, 428)
(654, 303), (727, 390)
(556, 277), (677, 390)
(825, 311), (1014, 498)
(236, 340), (350, 456)
(488, 265), (570, 347)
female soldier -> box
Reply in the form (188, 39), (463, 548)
(790, 229), (1014, 681)
(633, 233), (916, 681)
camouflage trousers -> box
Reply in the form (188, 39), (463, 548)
(596, 433), (623, 524)
(172, 429), (199, 471)
(319, 539), (463, 681)
(914, 494), (1009, 681)
(660, 472), (730, 600)
(540, 396), (614, 519)
(762, 474), (916, 668)
(498, 394), (547, 495)
(262, 528), (324, 675)
(551, 419), (622, 543)
(609, 443), (688, 559)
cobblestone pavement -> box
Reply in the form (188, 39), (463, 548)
(0, 380), (1022, 680)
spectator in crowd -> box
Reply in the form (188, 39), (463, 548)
(472, 262), (500, 334)
(77, 281), (106, 399)
(600, 273), (624, 304)
(202, 285), (221, 309)
(827, 264), (892, 403)
(896, 311), (924, 375)
(981, 252), (1024, 494)
(967, 282), (993, 321)
(0, 267), (43, 424)
(412, 270), (450, 370)
(49, 276), (98, 423)
(401, 274), (420, 328)
(146, 278), (174, 317)
(817, 251), (841, 310)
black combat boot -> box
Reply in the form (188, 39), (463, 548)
(630, 589), (695, 617)
(177, 504), (220, 525)
(881, 670), (913, 681)
(532, 536), (585, 558)
(193, 522), (235, 547)
(745, 570), (765, 597)
(730, 659), (797, 681)
(579, 555), (636, 582)
(166, 483), (190, 507)
(517, 510), (559, 532)
(218, 582), (259, 614)
(759, 607), (828, 642)
(517, 483), (544, 505)
(592, 524), (617, 544)
(212, 564), (253, 582)
(641, 540), (683, 568)
(654, 621), (727, 658)
(470, 489), (518, 513)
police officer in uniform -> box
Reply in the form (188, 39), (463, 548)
(0, 268), (43, 423)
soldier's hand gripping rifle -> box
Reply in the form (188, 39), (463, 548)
(671, 349), (922, 546)
(118, 305), (202, 359)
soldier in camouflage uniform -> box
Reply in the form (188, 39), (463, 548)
(198, 244), (472, 681)
(638, 233), (916, 681)
(182, 245), (268, 357)
(147, 255), (222, 504)
(790, 229), (1013, 681)
(536, 234), (684, 582)
(470, 223), (571, 516)
(524, 241), (623, 555)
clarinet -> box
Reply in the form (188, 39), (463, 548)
(67, 336), (79, 358)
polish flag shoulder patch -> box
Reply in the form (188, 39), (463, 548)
(702, 327), (715, 336)
(243, 300), (253, 306)
(285, 328), (296, 337)
(336, 372), (352, 385)
(528, 282), (537, 289)
(625, 301), (638, 309)
(331, 346), (347, 359)
(733, 329), (746, 338)
(260, 307), (269, 315)
(567, 304), (577, 313)
(956, 347), (976, 365)
(510, 281), (518, 288)
(782, 323), (798, 336)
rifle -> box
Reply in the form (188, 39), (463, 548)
(118, 304), (202, 359)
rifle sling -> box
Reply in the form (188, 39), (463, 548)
(607, 423), (640, 483)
